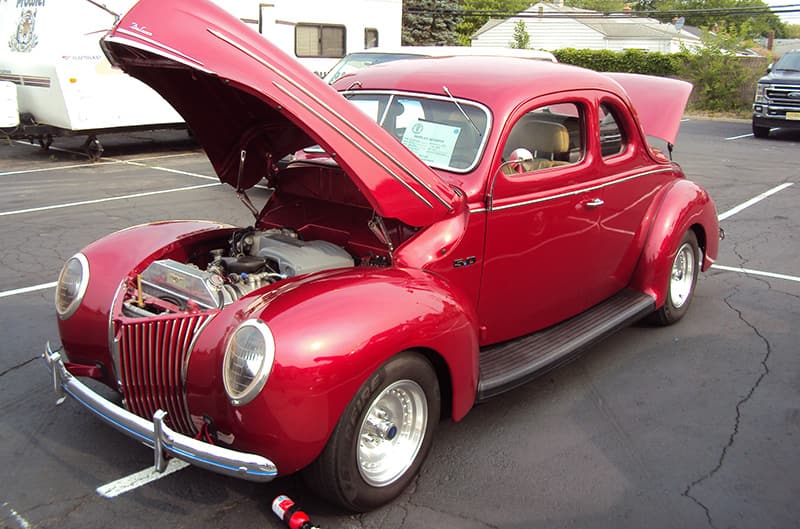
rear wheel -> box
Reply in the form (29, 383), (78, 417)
(650, 230), (700, 326)
(305, 352), (440, 511)
(752, 123), (770, 138)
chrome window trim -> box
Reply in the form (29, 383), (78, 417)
(480, 167), (673, 213)
(341, 89), (493, 175)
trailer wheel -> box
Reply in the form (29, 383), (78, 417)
(83, 135), (104, 162)
(39, 134), (53, 151)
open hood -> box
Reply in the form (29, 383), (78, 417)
(101, 0), (456, 227)
(605, 73), (692, 146)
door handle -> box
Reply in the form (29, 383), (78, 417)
(585, 198), (604, 208)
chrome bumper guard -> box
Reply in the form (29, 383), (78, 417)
(44, 343), (278, 482)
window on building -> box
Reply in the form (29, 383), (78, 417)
(295, 24), (346, 58)
(365, 28), (379, 49)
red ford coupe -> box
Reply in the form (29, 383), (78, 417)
(45, 0), (720, 511)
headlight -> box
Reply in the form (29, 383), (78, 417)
(754, 84), (767, 103)
(55, 253), (89, 320)
(223, 320), (275, 406)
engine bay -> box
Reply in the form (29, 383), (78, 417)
(121, 227), (356, 317)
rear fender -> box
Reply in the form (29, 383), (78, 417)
(629, 179), (719, 307)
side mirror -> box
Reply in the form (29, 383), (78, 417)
(767, 62), (773, 73)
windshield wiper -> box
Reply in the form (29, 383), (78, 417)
(442, 86), (482, 137)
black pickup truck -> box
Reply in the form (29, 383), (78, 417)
(752, 49), (800, 138)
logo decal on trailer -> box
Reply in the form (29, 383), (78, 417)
(9, 9), (39, 53)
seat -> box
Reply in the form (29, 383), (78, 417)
(502, 118), (571, 174)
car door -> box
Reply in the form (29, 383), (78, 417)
(478, 94), (611, 345)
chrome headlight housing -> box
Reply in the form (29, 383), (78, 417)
(55, 253), (89, 320)
(754, 84), (767, 103)
(223, 319), (275, 406)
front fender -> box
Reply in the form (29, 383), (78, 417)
(629, 179), (719, 306)
(185, 267), (479, 475)
(57, 220), (235, 388)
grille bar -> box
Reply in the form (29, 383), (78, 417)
(117, 314), (211, 435)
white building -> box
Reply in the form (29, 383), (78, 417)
(471, 1), (701, 53)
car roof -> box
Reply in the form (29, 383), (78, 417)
(334, 55), (625, 116)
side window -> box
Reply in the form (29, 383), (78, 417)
(365, 28), (379, 48)
(295, 24), (346, 58)
(599, 103), (626, 158)
(502, 102), (584, 173)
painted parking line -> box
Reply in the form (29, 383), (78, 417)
(725, 132), (754, 141)
(0, 182), (220, 218)
(0, 282), (57, 299)
(711, 264), (800, 283)
(0, 160), (121, 177)
(96, 460), (190, 498)
(1, 502), (31, 529)
(718, 182), (794, 221)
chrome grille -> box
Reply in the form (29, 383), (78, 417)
(766, 84), (800, 109)
(117, 314), (211, 435)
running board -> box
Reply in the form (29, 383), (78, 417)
(476, 289), (655, 401)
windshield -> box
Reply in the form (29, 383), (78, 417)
(775, 52), (800, 71)
(324, 53), (423, 84)
(344, 91), (491, 173)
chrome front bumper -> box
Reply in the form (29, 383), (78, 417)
(43, 343), (278, 482)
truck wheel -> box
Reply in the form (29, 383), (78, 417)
(305, 352), (440, 511)
(752, 123), (770, 138)
(650, 230), (699, 326)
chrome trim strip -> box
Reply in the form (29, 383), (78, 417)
(206, 28), (454, 211)
(271, 81), (433, 208)
(44, 344), (277, 482)
(107, 281), (126, 390)
(104, 34), (212, 74)
(491, 168), (673, 212)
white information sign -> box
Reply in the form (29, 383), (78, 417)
(401, 120), (461, 167)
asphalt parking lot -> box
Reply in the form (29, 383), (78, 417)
(1, 119), (798, 529)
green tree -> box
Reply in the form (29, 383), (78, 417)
(564, 0), (625, 12)
(510, 19), (531, 47)
(646, 0), (785, 39)
(680, 26), (759, 112)
(403, 0), (462, 45)
(456, 0), (532, 45)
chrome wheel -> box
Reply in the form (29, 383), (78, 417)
(357, 379), (428, 487)
(669, 241), (696, 309)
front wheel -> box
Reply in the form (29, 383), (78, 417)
(304, 352), (440, 511)
(752, 123), (770, 138)
(650, 230), (700, 326)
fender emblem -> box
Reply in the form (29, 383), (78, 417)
(453, 256), (477, 268)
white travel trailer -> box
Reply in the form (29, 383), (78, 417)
(0, 0), (401, 158)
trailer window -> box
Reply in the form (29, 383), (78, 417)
(296, 24), (346, 58)
(365, 28), (379, 48)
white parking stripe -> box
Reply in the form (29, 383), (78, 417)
(0, 160), (121, 177)
(96, 460), (190, 498)
(712, 264), (800, 283)
(0, 282), (57, 299)
(0, 182), (220, 217)
(718, 182), (794, 221)
(121, 160), (218, 181)
(1, 503), (31, 529)
(725, 133), (754, 140)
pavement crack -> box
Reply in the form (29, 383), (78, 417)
(682, 287), (772, 529)
(0, 356), (39, 378)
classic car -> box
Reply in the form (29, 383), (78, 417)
(44, 0), (720, 512)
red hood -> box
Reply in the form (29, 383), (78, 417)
(605, 73), (692, 145)
(100, 0), (456, 227)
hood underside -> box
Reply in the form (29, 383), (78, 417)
(101, 0), (456, 227)
(605, 73), (692, 146)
